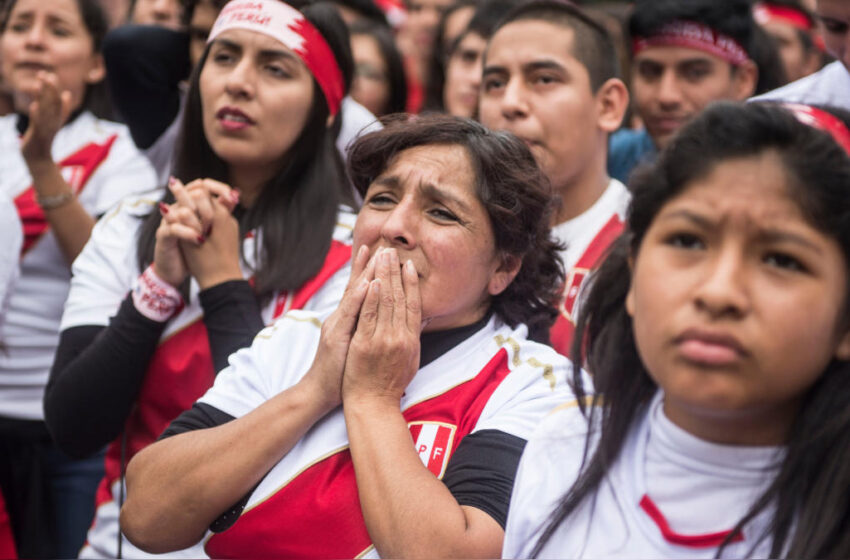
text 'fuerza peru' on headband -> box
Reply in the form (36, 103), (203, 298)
(208, 0), (344, 117)
(632, 20), (751, 67)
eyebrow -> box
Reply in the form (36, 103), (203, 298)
(483, 58), (567, 76)
(212, 38), (300, 62)
(660, 209), (824, 255)
(372, 174), (473, 214)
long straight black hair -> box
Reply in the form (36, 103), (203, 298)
(534, 101), (850, 558)
(136, 1), (354, 303)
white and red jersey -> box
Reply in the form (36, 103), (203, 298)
(65, 197), (356, 559)
(549, 178), (630, 356)
(503, 392), (781, 559)
(193, 312), (574, 558)
(0, 192), (22, 334)
(0, 111), (158, 420)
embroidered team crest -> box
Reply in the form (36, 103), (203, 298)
(408, 421), (456, 478)
(561, 268), (589, 322)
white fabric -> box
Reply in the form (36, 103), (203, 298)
(0, 192), (22, 333)
(550, 178), (630, 272)
(71, 197), (355, 559)
(503, 392), (782, 559)
(338, 96), (381, 156)
(0, 112), (158, 420)
(752, 60), (850, 111)
(198, 312), (577, 556)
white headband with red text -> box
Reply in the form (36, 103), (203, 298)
(208, 0), (344, 116)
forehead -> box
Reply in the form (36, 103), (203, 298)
(816, 0), (850, 21)
(8, 0), (83, 22)
(377, 144), (477, 196)
(209, 27), (298, 55)
(633, 45), (732, 68)
(487, 19), (580, 68)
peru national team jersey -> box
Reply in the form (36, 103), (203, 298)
(193, 312), (575, 558)
(549, 179), (630, 356)
(63, 197), (357, 559)
(503, 392), (781, 559)
(0, 111), (158, 421)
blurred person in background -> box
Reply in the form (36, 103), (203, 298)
(349, 18), (407, 116)
(754, 0), (822, 83)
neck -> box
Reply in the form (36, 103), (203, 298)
(551, 153), (610, 225)
(228, 164), (277, 208)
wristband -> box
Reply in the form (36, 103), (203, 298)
(132, 265), (184, 322)
(36, 191), (75, 211)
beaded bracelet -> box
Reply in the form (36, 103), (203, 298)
(36, 191), (74, 211)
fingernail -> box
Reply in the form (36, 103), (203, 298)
(361, 278), (370, 289)
(230, 189), (240, 203)
(158, 202), (169, 215)
(197, 235), (205, 244)
(168, 176), (177, 188)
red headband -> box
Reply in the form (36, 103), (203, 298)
(753, 3), (812, 32)
(784, 103), (850, 155)
(632, 20), (750, 67)
(209, 0), (344, 117)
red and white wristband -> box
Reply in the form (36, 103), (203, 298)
(132, 265), (184, 322)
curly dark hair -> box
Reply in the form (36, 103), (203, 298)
(347, 114), (565, 340)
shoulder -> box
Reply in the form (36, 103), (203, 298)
(752, 62), (850, 105)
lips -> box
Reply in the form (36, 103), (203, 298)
(674, 328), (747, 366)
(15, 61), (53, 72)
(215, 106), (255, 131)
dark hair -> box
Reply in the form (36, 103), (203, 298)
(181, 0), (230, 27)
(535, 101), (850, 557)
(349, 19), (407, 115)
(347, 114), (565, 338)
(491, 0), (621, 92)
(137, 1), (354, 303)
(1, 0), (114, 118)
(334, 0), (389, 25)
(750, 23), (789, 92)
(422, 0), (476, 112)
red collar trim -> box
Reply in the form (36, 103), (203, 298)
(639, 494), (744, 549)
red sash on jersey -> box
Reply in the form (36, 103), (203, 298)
(13, 135), (118, 255)
(0, 492), (16, 559)
(550, 214), (624, 357)
(204, 347), (512, 558)
(94, 240), (353, 510)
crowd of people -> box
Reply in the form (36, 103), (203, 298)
(0, 0), (848, 558)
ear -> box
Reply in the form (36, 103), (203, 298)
(488, 253), (522, 297)
(624, 252), (636, 317)
(86, 53), (106, 85)
(835, 329), (850, 361)
(731, 60), (758, 100)
(594, 77), (630, 133)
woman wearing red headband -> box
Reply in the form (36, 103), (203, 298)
(43, 1), (355, 557)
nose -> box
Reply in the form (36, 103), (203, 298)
(500, 77), (529, 120)
(379, 199), (417, 249)
(151, 0), (178, 22)
(656, 69), (683, 109)
(224, 59), (256, 99)
(693, 247), (750, 319)
(24, 21), (47, 49)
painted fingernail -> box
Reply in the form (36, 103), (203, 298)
(230, 189), (240, 203)
(158, 202), (169, 215)
(197, 235), (205, 244)
(168, 176), (178, 188)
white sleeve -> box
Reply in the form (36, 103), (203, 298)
(88, 128), (160, 215)
(198, 310), (325, 418)
(60, 198), (154, 329)
(472, 344), (578, 441)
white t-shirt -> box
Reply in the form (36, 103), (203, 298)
(503, 392), (782, 559)
(0, 111), (158, 420)
(0, 192), (22, 333)
(72, 196), (356, 560)
(752, 61), (850, 111)
(549, 178), (630, 356)
(194, 312), (576, 558)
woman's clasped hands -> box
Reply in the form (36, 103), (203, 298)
(153, 177), (242, 289)
(299, 246), (424, 413)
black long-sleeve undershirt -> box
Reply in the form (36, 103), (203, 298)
(102, 24), (190, 149)
(44, 280), (264, 458)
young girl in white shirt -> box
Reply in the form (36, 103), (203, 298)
(504, 101), (850, 559)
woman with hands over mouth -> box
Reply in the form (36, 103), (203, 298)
(43, 0), (357, 557)
(119, 115), (576, 559)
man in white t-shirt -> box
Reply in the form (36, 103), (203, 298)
(754, 0), (850, 110)
(478, 0), (630, 356)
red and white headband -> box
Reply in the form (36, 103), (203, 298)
(208, 0), (344, 116)
(632, 20), (751, 67)
(783, 103), (850, 156)
(753, 2), (812, 32)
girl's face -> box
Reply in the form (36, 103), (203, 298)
(1, 0), (105, 113)
(626, 151), (850, 445)
(443, 31), (485, 119)
(350, 33), (390, 117)
(199, 28), (315, 181)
